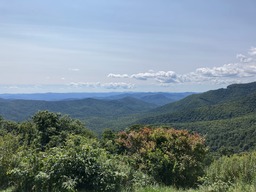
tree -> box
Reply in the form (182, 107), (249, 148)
(32, 111), (94, 150)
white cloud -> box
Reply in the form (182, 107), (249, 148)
(107, 73), (129, 78)
(249, 47), (256, 56)
(236, 54), (252, 63)
(68, 82), (134, 89)
(195, 64), (243, 77)
(131, 71), (179, 82)
(102, 82), (134, 89)
(108, 70), (181, 83)
(131, 72), (156, 80)
(107, 47), (256, 86)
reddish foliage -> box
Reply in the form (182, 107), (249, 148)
(115, 127), (207, 187)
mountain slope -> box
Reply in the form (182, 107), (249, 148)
(138, 82), (256, 124)
(135, 82), (256, 152)
(137, 92), (256, 124)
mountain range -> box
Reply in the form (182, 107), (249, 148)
(0, 92), (193, 106)
(0, 92), (192, 132)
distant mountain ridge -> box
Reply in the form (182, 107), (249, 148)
(0, 92), (193, 106)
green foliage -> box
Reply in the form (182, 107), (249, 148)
(0, 119), (19, 135)
(6, 136), (153, 192)
(32, 111), (95, 149)
(0, 134), (20, 189)
(9, 139), (110, 191)
(100, 129), (118, 154)
(115, 127), (208, 188)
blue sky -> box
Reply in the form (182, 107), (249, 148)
(1, 0), (256, 93)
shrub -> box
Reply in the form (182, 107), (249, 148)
(115, 127), (208, 188)
(7, 136), (153, 192)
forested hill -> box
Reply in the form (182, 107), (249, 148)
(0, 97), (156, 122)
(137, 81), (256, 124)
(136, 81), (256, 152)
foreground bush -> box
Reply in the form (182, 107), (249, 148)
(116, 127), (208, 188)
(9, 138), (113, 191)
(7, 135), (155, 192)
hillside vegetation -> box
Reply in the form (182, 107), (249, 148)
(136, 82), (256, 153)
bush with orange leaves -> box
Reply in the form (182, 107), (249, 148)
(115, 127), (208, 188)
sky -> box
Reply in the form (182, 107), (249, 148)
(1, 0), (256, 93)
